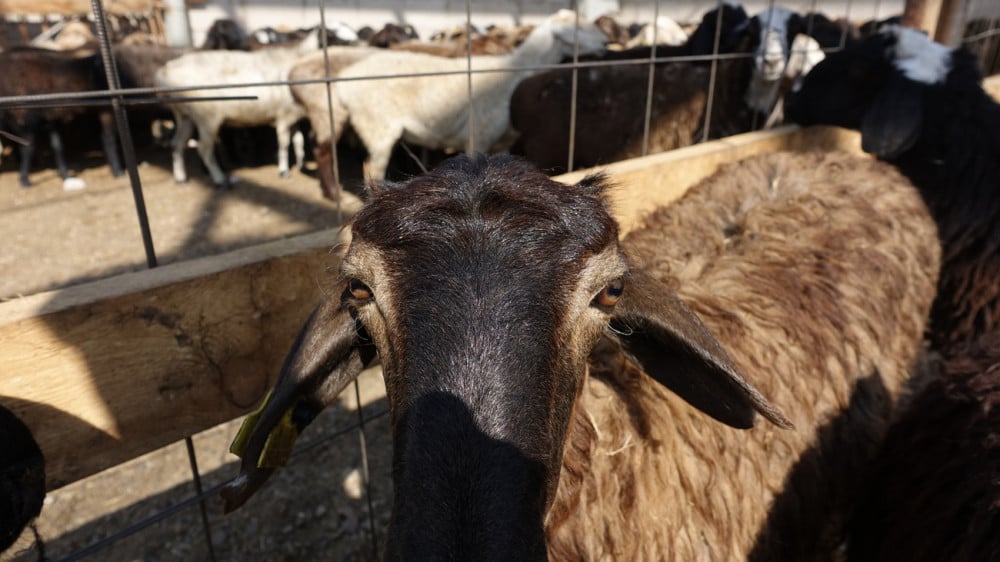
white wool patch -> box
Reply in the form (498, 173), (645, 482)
(888, 25), (952, 84)
(786, 34), (825, 79)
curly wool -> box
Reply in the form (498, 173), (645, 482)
(545, 151), (940, 561)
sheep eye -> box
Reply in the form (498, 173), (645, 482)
(348, 278), (373, 301)
(594, 278), (625, 308)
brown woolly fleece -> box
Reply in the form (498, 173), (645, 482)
(545, 151), (940, 561)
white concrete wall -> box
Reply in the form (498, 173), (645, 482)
(184, 0), (906, 47)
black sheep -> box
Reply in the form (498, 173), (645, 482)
(785, 25), (1000, 349)
(0, 47), (123, 188)
(0, 403), (45, 555)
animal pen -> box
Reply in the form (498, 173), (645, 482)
(0, 0), (998, 560)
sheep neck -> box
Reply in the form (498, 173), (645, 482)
(504, 23), (566, 79)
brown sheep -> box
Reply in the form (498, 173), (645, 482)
(390, 24), (534, 57)
(509, 3), (756, 174)
(221, 151), (938, 560)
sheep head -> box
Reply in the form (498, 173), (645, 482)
(222, 154), (790, 558)
(537, 9), (608, 58)
(784, 25), (959, 159)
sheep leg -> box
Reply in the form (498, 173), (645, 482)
(170, 114), (194, 184)
(292, 128), (306, 173)
(47, 127), (70, 181)
(275, 122), (292, 179)
(354, 122), (400, 181)
(16, 130), (36, 188)
(314, 140), (338, 200)
(365, 143), (394, 182)
(193, 121), (230, 188)
(99, 110), (124, 178)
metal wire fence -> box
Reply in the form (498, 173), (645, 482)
(2, 0), (995, 560)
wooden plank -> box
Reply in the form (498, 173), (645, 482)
(903, 0), (944, 36)
(0, 230), (350, 490)
(932, 0), (968, 47)
(559, 125), (862, 235)
(0, 125), (860, 490)
(985, 74), (1000, 101)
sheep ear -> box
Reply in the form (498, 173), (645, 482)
(610, 270), (793, 430)
(861, 73), (924, 159)
(220, 296), (377, 513)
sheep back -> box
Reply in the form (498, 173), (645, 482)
(335, 49), (516, 153)
(510, 60), (711, 173)
(155, 47), (308, 128)
(0, 48), (106, 128)
(546, 151), (940, 560)
(288, 47), (377, 145)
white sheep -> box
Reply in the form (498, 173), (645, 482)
(624, 15), (689, 48)
(332, 9), (608, 180)
(287, 46), (378, 199)
(153, 28), (320, 188)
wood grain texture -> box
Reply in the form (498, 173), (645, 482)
(0, 230), (349, 489)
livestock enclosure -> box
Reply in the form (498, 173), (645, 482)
(1, 0), (999, 559)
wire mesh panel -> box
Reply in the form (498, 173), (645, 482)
(4, 0), (994, 560)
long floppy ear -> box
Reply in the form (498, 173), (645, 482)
(861, 73), (924, 159)
(220, 296), (377, 513)
(610, 269), (793, 430)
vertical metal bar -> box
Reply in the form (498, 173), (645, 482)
(700, 0), (727, 143)
(641, 0), (661, 157)
(840, 0), (855, 49)
(184, 437), (218, 562)
(90, 0), (158, 269)
(566, 0), (581, 173)
(354, 379), (379, 558)
(92, 2), (221, 559)
(466, 0), (476, 154)
(317, 0), (344, 223)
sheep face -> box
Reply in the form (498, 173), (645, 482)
(785, 28), (939, 159)
(221, 155), (789, 558)
(751, 6), (799, 81)
(545, 10), (609, 57)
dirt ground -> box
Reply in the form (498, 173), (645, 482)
(1, 144), (396, 561)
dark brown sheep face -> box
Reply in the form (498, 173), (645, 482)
(222, 154), (790, 560)
(344, 155), (623, 560)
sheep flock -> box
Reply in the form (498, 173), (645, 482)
(2, 3), (1000, 562)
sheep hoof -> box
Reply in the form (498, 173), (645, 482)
(214, 175), (239, 190)
(279, 170), (291, 179)
(62, 177), (87, 191)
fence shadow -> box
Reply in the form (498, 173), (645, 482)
(9, 390), (393, 562)
(748, 373), (895, 561)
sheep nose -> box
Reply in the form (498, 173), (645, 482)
(756, 32), (787, 80)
